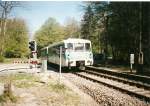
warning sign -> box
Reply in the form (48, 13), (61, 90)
(130, 54), (134, 64)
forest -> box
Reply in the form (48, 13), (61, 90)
(0, 1), (29, 62)
(0, 1), (150, 70)
(79, 2), (150, 69)
(35, 2), (150, 69)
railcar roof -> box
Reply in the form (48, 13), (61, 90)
(41, 38), (91, 50)
(41, 46), (48, 50)
(64, 38), (91, 43)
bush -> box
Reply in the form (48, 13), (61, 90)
(0, 55), (5, 62)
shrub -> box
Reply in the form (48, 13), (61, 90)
(0, 55), (5, 62)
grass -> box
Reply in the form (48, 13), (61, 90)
(0, 56), (5, 63)
(45, 82), (80, 106)
(0, 73), (81, 105)
(15, 81), (36, 88)
(0, 91), (17, 103)
(0, 82), (17, 103)
(1, 58), (28, 63)
(0, 73), (40, 88)
(11, 73), (38, 81)
(48, 83), (67, 92)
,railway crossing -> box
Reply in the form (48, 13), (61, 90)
(1, 1), (150, 105)
(0, 38), (150, 105)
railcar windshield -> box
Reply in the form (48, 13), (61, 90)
(85, 43), (91, 51)
(74, 43), (84, 51)
(67, 42), (91, 51)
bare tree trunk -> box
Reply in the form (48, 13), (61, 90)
(0, 13), (5, 56)
(0, 10), (7, 56)
(0, 1), (19, 56)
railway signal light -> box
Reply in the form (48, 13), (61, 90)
(29, 40), (36, 52)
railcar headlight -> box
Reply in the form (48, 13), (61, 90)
(87, 60), (91, 63)
(69, 61), (73, 64)
(89, 53), (92, 59)
(66, 54), (70, 59)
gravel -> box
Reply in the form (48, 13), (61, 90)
(79, 72), (150, 94)
(63, 72), (150, 106)
(49, 71), (99, 106)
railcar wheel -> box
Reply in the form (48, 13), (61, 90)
(69, 66), (71, 70)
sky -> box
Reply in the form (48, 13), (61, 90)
(11, 1), (84, 39)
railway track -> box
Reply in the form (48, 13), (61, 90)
(83, 70), (150, 90)
(73, 70), (150, 102)
(86, 66), (150, 85)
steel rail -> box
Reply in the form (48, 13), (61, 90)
(86, 66), (150, 85)
(73, 72), (150, 102)
(83, 70), (150, 90)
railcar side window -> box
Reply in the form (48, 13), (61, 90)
(67, 43), (73, 50)
(55, 44), (65, 54)
(85, 43), (91, 51)
(61, 45), (65, 54)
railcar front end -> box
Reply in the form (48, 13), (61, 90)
(64, 39), (93, 69)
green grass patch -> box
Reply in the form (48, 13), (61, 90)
(0, 73), (81, 105)
(14, 81), (36, 88)
(11, 73), (38, 81)
(2, 58), (28, 63)
(0, 56), (5, 63)
(47, 83), (67, 93)
(0, 73), (36, 82)
(0, 73), (40, 88)
(0, 91), (17, 103)
(45, 82), (80, 106)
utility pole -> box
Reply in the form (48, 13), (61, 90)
(138, 2), (144, 73)
(59, 46), (62, 84)
(104, 12), (109, 65)
(139, 2), (142, 54)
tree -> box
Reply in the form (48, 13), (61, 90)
(80, 1), (150, 70)
(4, 18), (29, 58)
(80, 2), (100, 53)
(0, 1), (20, 57)
(140, 2), (150, 67)
(35, 17), (65, 56)
(92, 2), (110, 55)
(81, 3), (95, 39)
(81, 2), (150, 67)
(107, 2), (141, 64)
(64, 17), (80, 38)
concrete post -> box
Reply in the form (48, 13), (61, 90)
(41, 59), (47, 72)
(59, 46), (62, 84)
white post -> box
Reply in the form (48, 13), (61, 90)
(41, 59), (47, 73)
(130, 54), (134, 73)
(59, 46), (62, 84)
(130, 63), (132, 71)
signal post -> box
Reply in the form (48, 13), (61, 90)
(29, 40), (38, 68)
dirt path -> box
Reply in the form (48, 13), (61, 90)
(0, 69), (99, 106)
